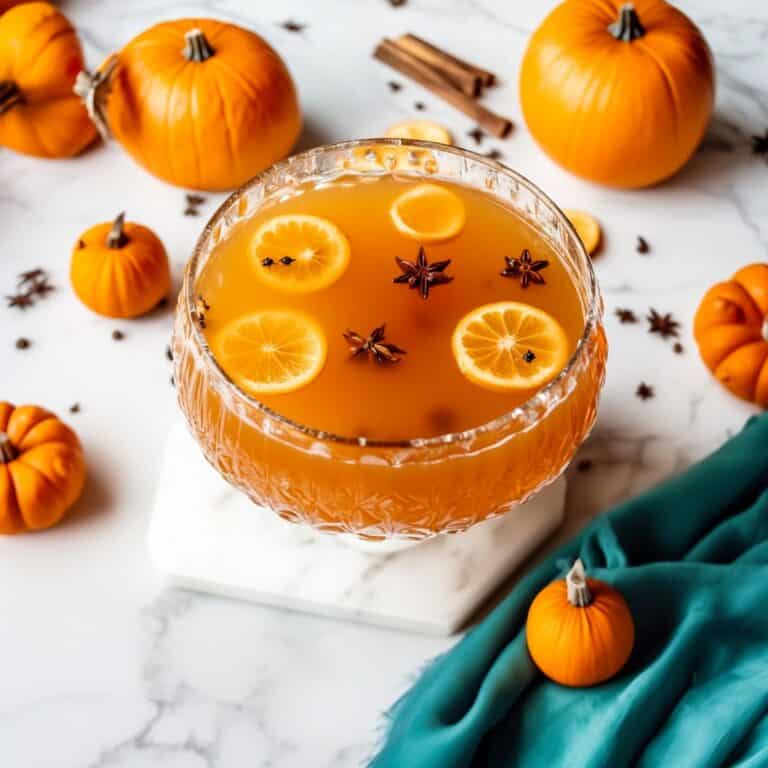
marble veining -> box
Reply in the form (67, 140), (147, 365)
(1, 1), (766, 766)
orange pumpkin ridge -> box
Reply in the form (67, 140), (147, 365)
(0, 2), (97, 157)
(75, 19), (302, 191)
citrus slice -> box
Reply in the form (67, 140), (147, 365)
(452, 301), (570, 392)
(564, 209), (601, 256)
(390, 183), (466, 243)
(212, 310), (327, 395)
(250, 214), (351, 294)
(385, 120), (453, 145)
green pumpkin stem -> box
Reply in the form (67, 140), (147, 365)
(0, 80), (23, 116)
(566, 559), (593, 607)
(183, 29), (215, 62)
(107, 212), (128, 249)
(0, 433), (17, 464)
(608, 3), (646, 42)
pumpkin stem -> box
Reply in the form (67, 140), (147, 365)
(0, 80), (23, 116)
(183, 29), (215, 62)
(762, 315), (768, 343)
(107, 212), (128, 249)
(0, 433), (17, 464)
(566, 559), (593, 607)
(74, 55), (119, 141)
(608, 3), (646, 42)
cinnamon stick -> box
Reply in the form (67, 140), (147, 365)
(395, 34), (496, 92)
(373, 39), (512, 139)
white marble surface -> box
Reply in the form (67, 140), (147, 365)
(1, 0), (766, 765)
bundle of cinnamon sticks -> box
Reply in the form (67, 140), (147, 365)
(373, 34), (512, 138)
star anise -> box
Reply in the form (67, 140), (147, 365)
(6, 292), (34, 309)
(393, 246), (453, 299)
(751, 130), (768, 162)
(343, 324), (406, 364)
(17, 268), (45, 287)
(647, 308), (680, 339)
(500, 249), (549, 288)
(636, 382), (654, 401)
(615, 308), (637, 324)
(30, 279), (54, 298)
(636, 236), (650, 254)
(485, 148), (503, 160)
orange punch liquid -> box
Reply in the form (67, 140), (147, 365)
(175, 160), (606, 537)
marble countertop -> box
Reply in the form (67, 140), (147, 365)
(1, 0), (766, 765)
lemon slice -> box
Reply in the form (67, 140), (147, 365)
(564, 209), (601, 256)
(385, 120), (453, 145)
(390, 183), (466, 243)
(250, 214), (351, 294)
(452, 301), (569, 392)
(212, 310), (327, 395)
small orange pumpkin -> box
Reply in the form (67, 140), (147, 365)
(0, 403), (86, 534)
(520, 1), (714, 188)
(694, 264), (768, 407)
(0, 2), (97, 158)
(526, 559), (635, 687)
(75, 19), (301, 191)
(71, 212), (171, 319)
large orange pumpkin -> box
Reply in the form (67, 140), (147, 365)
(520, 1), (714, 188)
(694, 264), (768, 407)
(75, 19), (302, 191)
(0, 2), (97, 158)
(0, 403), (86, 534)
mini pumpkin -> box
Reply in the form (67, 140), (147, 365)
(0, 403), (86, 534)
(75, 19), (302, 191)
(0, 2), (97, 158)
(694, 264), (768, 407)
(71, 212), (171, 318)
(520, 1), (714, 188)
(526, 559), (635, 687)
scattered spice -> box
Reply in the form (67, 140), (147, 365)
(394, 246), (453, 299)
(388, 0), (407, 5)
(69, 403), (81, 414)
(576, 459), (593, 473)
(156, 297), (169, 310)
(279, 20), (306, 33)
(636, 236), (650, 254)
(387, 81), (402, 92)
(343, 324), (407, 364)
(414, 101), (425, 111)
(192, 294), (210, 330)
(170, 375), (175, 388)
(280, 256), (296, 266)
(615, 308), (637, 324)
(485, 148), (503, 160)
(636, 382), (654, 401)
(15, 337), (30, 350)
(523, 350), (536, 363)
(112, 329), (125, 341)
(673, 342), (684, 355)
(6, 268), (54, 310)
(262, 257), (275, 267)
(467, 127), (485, 145)
(501, 249), (549, 289)
(165, 345), (173, 362)
(751, 130), (768, 163)
(184, 193), (206, 217)
(647, 308), (680, 339)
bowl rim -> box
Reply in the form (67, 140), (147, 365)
(182, 137), (601, 450)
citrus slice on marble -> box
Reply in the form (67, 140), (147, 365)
(451, 301), (569, 392)
(212, 310), (327, 395)
(390, 183), (466, 243)
(385, 120), (453, 145)
(564, 209), (601, 256)
(250, 214), (351, 294)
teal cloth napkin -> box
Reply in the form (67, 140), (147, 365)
(372, 414), (768, 768)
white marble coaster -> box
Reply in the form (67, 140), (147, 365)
(148, 422), (566, 635)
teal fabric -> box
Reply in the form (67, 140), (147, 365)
(372, 414), (768, 768)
